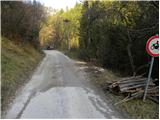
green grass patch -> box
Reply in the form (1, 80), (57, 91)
(1, 37), (44, 115)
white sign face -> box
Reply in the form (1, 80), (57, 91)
(146, 35), (159, 57)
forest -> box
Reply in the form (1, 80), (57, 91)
(40, 1), (159, 78)
(1, 0), (159, 118)
(1, 0), (159, 79)
(1, 1), (46, 49)
(1, 0), (46, 115)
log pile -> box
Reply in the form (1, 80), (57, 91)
(102, 75), (159, 104)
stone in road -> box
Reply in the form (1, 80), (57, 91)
(6, 50), (122, 119)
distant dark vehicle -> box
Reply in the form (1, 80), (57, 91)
(46, 45), (54, 50)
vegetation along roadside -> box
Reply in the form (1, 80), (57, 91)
(65, 51), (159, 119)
(1, 37), (44, 116)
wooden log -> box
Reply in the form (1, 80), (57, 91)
(131, 91), (158, 98)
(129, 87), (158, 94)
(131, 90), (144, 96)
(120, 84), (146, 92)
(149, 93), (159, 96)
(118, 75), (144, 82)
(148, 86), (159, 90)
(119, 81), (147, 88)
(124, 88), (142, 93)
(115, 92), (143, 105)
(118, 78), (147, 84)
(120, 82), (155, 91)
(147, 90), (159, 94)
(105, 75), (158, 101)
(108, 82), (119, 88)
(114, 95), (130, 105)
(148, 96), (159, 103)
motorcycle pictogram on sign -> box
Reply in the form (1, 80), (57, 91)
(143, 35), (159, 101)
(146, 35), (159, 57)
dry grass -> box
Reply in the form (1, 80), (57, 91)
(67, 51), (159, 119)
(1, 37), (44, 116)
(87, 68), (159, 119)
(60, 50), (159, 118)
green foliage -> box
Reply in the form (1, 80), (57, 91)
(41, 1), (158, 77)
(40, 3), (82, 50)
(79, 1), (159, 76)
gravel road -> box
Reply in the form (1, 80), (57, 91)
(5, 50), (122, 118)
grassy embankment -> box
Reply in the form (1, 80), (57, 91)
(65, 50), (159, 119)
(1, 37), (44, 114)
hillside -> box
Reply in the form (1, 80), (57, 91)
(1, 37), (44, 115)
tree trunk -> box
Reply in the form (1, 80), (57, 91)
(127, 30), (136, 76)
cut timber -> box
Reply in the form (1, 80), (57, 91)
(118, 78), (147, 84)
(120, 84), (146, 92)
(104, 76), (159, 103)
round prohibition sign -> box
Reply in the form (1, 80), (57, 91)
(146, 35), (159, 57)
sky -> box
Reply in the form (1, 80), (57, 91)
(37, 0), (81, 10)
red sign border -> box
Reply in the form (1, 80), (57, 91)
(146, 35), (159, 57)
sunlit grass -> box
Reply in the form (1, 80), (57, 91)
(1, 37), (44, 116)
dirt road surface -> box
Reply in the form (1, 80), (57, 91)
(5, 50), (123, 118)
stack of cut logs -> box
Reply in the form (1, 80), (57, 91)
(102, 75), (159, 104)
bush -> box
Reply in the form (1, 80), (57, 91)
(78, 49), (90, 61)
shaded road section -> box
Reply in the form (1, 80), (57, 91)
(6, 50), (122, 118)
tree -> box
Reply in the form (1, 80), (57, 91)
(79, 1), (159, 76)
(1, 0), (46, 49)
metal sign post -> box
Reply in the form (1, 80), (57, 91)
(143, 57), (154, 101)
(143, 35), (159, 101)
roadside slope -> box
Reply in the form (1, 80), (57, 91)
(1, 37), (44, 116)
